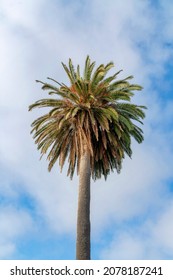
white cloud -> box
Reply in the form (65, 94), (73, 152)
(100, 198), (173, 259)
(91, 138), (172, 231)
(0, 243), (15, 259)
(151, 201), (173, 253)
(101, 232), (145, 260)
(0, 0), (44, 29)
(0, 0), (173, 259)
(0, 206), (33, 259)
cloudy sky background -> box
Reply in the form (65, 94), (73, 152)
(0, 0), (173, 260)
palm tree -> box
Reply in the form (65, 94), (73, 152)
(29, 55), (146, 260)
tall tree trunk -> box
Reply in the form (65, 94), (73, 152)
(76, 149), (91, 260)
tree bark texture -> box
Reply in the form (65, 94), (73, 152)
(76, 149), (91, 260)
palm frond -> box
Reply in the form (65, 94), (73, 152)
(29, 55), (146, 179)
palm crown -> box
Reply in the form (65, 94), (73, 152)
(29, 56), (146, 180)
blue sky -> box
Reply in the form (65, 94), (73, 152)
(0, 0), (173, 260)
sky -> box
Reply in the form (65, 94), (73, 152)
(0, 0), (173, 260)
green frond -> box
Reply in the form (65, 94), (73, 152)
(109, 80), (130, 90)
(124, 75), (134, 80)
(47, 77), (62, 86)
(113, 124), (122, 139)
(30, 113), (49, 129)
(84, 55), (91, 80)
(29, 98), (65, 111)
(76, 65), (80, 79)
(119, 115), (133, 131)
(110, 91), (132, 102)
(61, 62), (75, 84)
(69, 58), (77, 81)
(35, 80), (44, 85)
(104, 61), (114, 72)
(88, 62), (96, 78)
(41, 83), (59, 92)
(29, 55), (146, 180)
(102, 70), (122, 86)
(73, 79), (84, 96)
(116, 103), (146, 122)
(105, 107), (119, 121)
(48, 107), (63, 117)
(128, 84), (143, 91)
(83, 55), (97, 81)
(130, 125), (144, 143)
(91, 65), (105, 90)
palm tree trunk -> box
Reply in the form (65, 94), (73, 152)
(76, 149), (91, 260)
